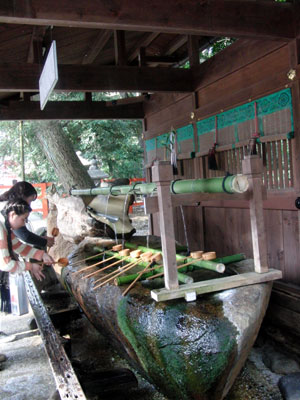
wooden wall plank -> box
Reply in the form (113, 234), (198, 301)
(277, 140), (284, 189)
(282, 210), (300, 282)
(265, 209), (284, 271)
(282, 139), (289, 188)
(204, 207), (226, 255)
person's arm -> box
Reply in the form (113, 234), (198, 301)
(0, 223), (31, 274)
(11, 231), (44, 261)
(14, 226), (47, 248)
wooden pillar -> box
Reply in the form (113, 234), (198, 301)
(187, 36), (199, 67)
(152, 161), (179, 290)
(114, 30), (127, 66)
(242, 155), (268, 273)
(289, 39), (300, 191)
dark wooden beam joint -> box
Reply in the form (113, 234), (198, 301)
(0, 0), (294, 39)
(0, 100), (145, 120)
(114, 30), (127, 66)
(0, 64), (193, 93)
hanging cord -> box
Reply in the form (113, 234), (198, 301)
(208, 116), (218, 170)
(214, 115), (218, 147)
(253, 101), (260, 138)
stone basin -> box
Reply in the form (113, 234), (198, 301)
(61, 237), (272, 400)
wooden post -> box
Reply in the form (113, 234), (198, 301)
(242, 155), (268, 273)
(152, 161), (179, 290)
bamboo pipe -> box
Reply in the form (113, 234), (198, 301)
(93, 260), (142, 289)
(70, 175), (248, 197)
(147, 259), (198, 281)
(114, 253), (246, 286)
(121, 244), (225, 273)
(82, 256), (130, 279)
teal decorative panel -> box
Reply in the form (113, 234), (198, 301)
(177, 124), (194, 142)
(197, 116), (215, 136)
(195, 88), (294, 152)
(145, 138), (156, 152)
(156, 133), (169, 149)
(144, 89), (294, 160)
(177, 124), (195, 153)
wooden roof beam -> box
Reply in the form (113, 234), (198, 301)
(127, 32), (160, 63)
(0, 64), (193, 92)
(164, 35), (188, 56)
(114, 30), (127, 65)
(0, 0), (294, 40)
(81, 29), (112, 65)
(192, 38), (288, 92)
(0, 100), (145, 120)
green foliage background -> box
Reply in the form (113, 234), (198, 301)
(0, 93), (144, 184)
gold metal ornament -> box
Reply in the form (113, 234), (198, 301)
(287, 69), (296, 81)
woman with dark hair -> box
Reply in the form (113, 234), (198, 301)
(0, 199), (53, 278)
(0, 199), (54, 368)
(0, 181), (38, 204)
(0, 181), (54, 248)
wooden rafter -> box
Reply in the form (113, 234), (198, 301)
(0, 0), (294, 40)
(127, 32), (160, 63)
(163, 34), (187, 56)
(81, 29), (112, 64)
(187, 35), (199, 67)
(114, 30), (127, 65)
(0, 64), (193, 92)
(0, 100), (144, 120)
(192, 38), (288, 91)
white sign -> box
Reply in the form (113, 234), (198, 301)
(39, 41), (58, 110)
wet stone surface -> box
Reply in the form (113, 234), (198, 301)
(0, 301), (291, 400)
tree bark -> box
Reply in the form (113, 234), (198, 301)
(33, 120), (94, 192)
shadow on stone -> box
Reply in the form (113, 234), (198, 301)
(278, 373), (300, 400)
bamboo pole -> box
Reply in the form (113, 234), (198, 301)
(114, 253), (246, 286)
(120, 244), (226, 273)
(91, 257), (135, 284)
(147, 259), (198, 281)
(122, 261), (153, 296)
(70, 175), (248, 197)
(82, 256), (130, 279)
(73, 255), (117, 276)
(93, 260), (142, 289)
(70, 250), (109, 267)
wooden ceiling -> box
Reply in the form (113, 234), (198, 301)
(0, 0), (298, 120)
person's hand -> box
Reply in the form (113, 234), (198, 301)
(42, 253), (54, 265)
(46, 236), (55, 247)
(31, 263), (45, 281)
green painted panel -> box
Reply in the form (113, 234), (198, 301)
(196, 88), (294, 142)
(177, 124), (194, 142)
(156, 133), (169, 149)
(145, 138), (156, 152)
(197, 116), (215, 136)
(145, 89), (294, 156)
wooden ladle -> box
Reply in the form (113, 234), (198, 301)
(51, 227), (59, 237)
(56, 257), (69, 267)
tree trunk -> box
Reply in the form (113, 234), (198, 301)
(33, 121), (94, 192)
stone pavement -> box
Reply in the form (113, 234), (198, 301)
(0, 310), (56, 400)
